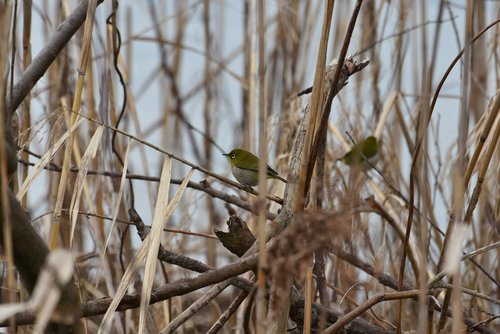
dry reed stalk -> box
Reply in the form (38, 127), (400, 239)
(270, 1), (336, 332)
(20, 0), (32, 208)
(464, 89), (500, 186)
(203, 0), (218, 270)
(255, 0), (269, 333)
(295, 1), (334, 210)
(303, 265), (314, 334)
(51, 0), (98, 249)
(138, 158), (172, 333)
(69, 126), (104, 248)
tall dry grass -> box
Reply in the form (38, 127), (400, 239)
(0, 1), (498, 333)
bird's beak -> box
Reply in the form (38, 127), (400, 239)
(222, 153), (228, 156)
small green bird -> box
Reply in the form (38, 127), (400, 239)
(223, 148), (287, 187)
(340, 136), (379, 170)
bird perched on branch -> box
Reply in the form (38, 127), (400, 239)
(340, 136), (379, 171)
(223, 148), (286, 187)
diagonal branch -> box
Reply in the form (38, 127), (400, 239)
(6, 0), (105, 116)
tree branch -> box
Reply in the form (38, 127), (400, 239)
(6, 0), (105, 116)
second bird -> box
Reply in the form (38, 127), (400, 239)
(340, 136), (379, 170)
(223, 148), (286, 187)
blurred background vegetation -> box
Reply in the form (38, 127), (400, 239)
(0, 0), (498, 333)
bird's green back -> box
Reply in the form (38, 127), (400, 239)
(341, 136), (378, 166)
(225, 148), (282, 179)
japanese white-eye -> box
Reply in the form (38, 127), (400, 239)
(340, 136), (379, 170)
(223, 148), (287, 187)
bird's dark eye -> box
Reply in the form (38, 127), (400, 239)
(230, 154), (236, 159)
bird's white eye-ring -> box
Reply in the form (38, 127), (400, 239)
(230, 153), (236, 159)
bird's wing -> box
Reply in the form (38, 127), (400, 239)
(237, 152), (279, 176)
(237, 151), (260, 172)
